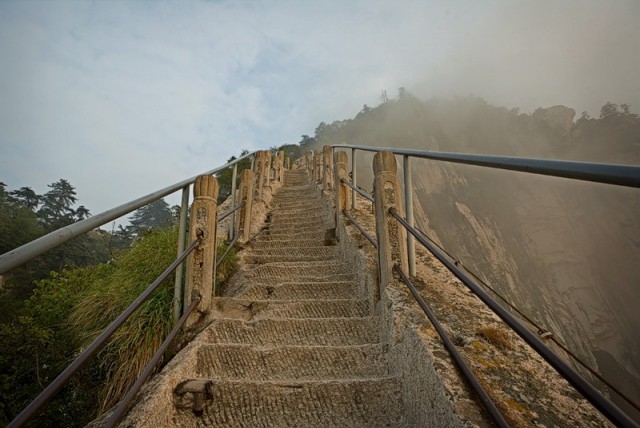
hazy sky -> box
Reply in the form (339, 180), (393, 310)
(1, 0), (638, 221)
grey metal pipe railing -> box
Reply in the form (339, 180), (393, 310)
(332, 144), (640, 188)
(8, 239), (202, 428)
(388, 207), (638, 428)
(0, 151), (256, 275)
(343, 209), (377, 248)
(105, 295), (201, 428)
(216, 234), (240, 269)
(393, 264), (509, 428)
(218, 201), (245, 223)
(340, 178), (374, 202)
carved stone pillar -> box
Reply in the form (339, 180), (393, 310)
(323, 145), (333, 191)
(334, 150), (351, 227)
(185, 175), (218, 326)
(237, 169), (255, 243)
(315, 149), (322, 183)
(373, 152), (408, 291)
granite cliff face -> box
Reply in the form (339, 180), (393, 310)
(314, 96), (640, 418)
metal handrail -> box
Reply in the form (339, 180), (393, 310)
(218, 201), (245, 222)
(0, 151), (256, 275)
(216, 233), (240, 269)
(393, 264), (508, 427)
(332, 144), (640, 188)
(388, 207), (638, 428)
(8, 239), (202, 428)
(342, 209), (377, 248)
(340, 178), (374, 202)
(105, 295), (202, 427)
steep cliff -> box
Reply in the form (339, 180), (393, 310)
(310, 95), (640, 417)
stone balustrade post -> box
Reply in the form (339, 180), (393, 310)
(315, 149), (322, 183)
(373, 152), (408, 292)
(277, 150), (285, 185)
(237, 169), (255, 243)
(334, 151), (351, 228)
(323, 145), (333, 190)
(255, 150), (271, 201)
(305, 150), (313, 176)
(185, 175), (219, 326)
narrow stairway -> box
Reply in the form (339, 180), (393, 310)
(172, 169), (405, 426)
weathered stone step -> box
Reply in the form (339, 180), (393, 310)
(196, 344), (389, 380)
(247, 239), (331, 249)
(244, 253), (337, 263)
(239, 281), (359, 300)
(270, 211), (327, 222)
(244, 261), (354, 282)
(213, 298), (370, 319)
(172, 378), (404, 427)
(203, 317), (381, 346)
(266, 219), (329, 232)
(260, 229), (328, 241)
(272, 199), (323, 208)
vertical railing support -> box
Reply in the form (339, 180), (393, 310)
(277, 150), (285, 185)
(315, 149), (322, 183)
(403, 155), (416, 276)
(351, 148), (357, 209)
(229, 162), (238, 241)
(373, 152), (408, 291)
(237, 169), (255, 243)
(173, 185), (190, 322)
(185, 175), (218, 326)
(334, 150), (351, 228)
(323, 145), (333, 191)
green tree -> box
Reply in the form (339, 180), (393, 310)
(37, 179), (78, 230)
(128, 199), (173, 237)
(9, 187), (39, 210)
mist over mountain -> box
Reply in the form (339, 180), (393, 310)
(303, 93), (640, 418)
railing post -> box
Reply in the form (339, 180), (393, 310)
(373, 152), (408, 290)
(323, 145), (333, 191)
(403, 155), (416, 276)
(315, 149), (322, 183)
(351, 148), (357, 209)
(237, 169), (255, 243)
(334, 150), (351, 228)
(277, 150), (285, 185)
(229, 162), (238, 241)
(185, 175), (218, 326)
(305, 151), (313, 180)
(255, 150), (270, 202)
(173, 185), (190, 322)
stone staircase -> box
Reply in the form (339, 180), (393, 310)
(163, 169), (405, 427)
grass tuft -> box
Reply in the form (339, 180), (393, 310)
(476, 325), (513, 350)
(70, 228), (178, 412)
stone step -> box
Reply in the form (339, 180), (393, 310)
(270, 211), (327, 222)
(240, 281), (359, 300)
(243, 261), (354, 282)
(203, 317), (381, 346)
(243, 253), (336, 264)
(172, 378), (404, 427)
(213, 297), (370, 319)
(247, 239), (331, 249)
(258, 229), (330, 241)
(195, 344), (389, 380)
(266, 219), (329, 232)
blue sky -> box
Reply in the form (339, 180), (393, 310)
(1, 0), (638, 221)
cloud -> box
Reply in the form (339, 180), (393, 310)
(0, 0), (638, 220)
